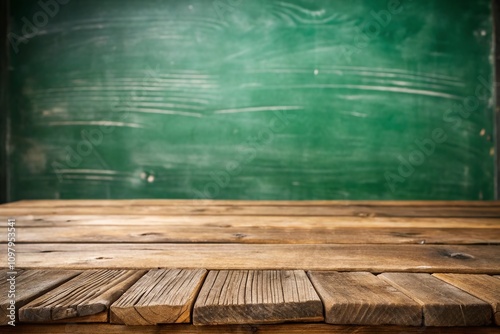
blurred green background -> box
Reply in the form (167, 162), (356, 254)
(5, 0), (496, 200)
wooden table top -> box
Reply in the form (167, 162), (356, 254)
(1, 200), (499, 333)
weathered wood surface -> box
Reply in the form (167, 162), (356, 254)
(1, 201), (499, 217)
(10, 243), (500, 273)
(6, 225), (500, 244)
(111, 269), (207, 325)
(193, 270), (323, 325)
(307, 271), (421, 325)
(7, 215), (500, 229)
(0, 270), (80, 325)
(379, 273), (492, 326)
(19, 270), (145, 322)
(2, 200), (500, 330)
(41, 312), (108, 324)
(5, 324), (500, 334)
(433, 274), (500, 325)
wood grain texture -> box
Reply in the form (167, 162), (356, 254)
(8, 215), (500, 229)
(5, 324), (500, 334)
(2, 204), (500, 217)
(193, 270), (323, 325)
(308, 271), (421, 325)
(379, 273), (492, 326)
(111, 269), (207, 325)
(19, 270), (145, 322)
(38, 311), (108, 324)
(0, 270), (80, 325)
(433, 274), (500, 325)
(6, 225), (500, 244)
(10, 243), (500, 273)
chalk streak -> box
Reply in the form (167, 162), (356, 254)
(214, 106), (303, 114)
(121, 108), (203, 118)
(249, 68), (463, 86)
(41, 121), (144, 128)
(328, 66), (460, 82)
(123, 102), (204, 111)
(253, 84), (461, 100)
(57, 169), (122, 175)
(36, 85), (217, 93)
(61, 175), (117, 181)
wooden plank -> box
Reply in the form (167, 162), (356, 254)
(110, 269), (207, 325)
(193, 270), (323, 325)
(1, 204), (500, 217)
(10, 243), (500, 273)
(7, 215), (500, 229)
(6, 225), (500, 244)
(4, 324), (500, 334)
(19, 270), (145, 322)
(4, 200), (500, 208)
(307, 271), (421, 325)
(34, 311), (108, 324)
(379, 273), (492, 326)
(433, 274), (500, 325)
(0, 270), (80, 325)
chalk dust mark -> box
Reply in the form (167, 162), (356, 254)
(214, 106), (303, 114)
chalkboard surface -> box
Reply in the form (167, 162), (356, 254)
(8, 0), (496, 200)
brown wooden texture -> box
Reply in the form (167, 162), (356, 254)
(433, 274), (500, 325)
(40, 311), (108, 324)
(111, 269), (207, 325)
(9, 243), (500, 273)
(6, 224), (500, 244)
(7, 215), (500, 228)
(4, 324), (500, 334)
(379, 273), (492, 326)
(1, 201), (499, 217)
(193, 270), (323, 325)
(19, 270), (145, 322)
(2, 200), (499, 330)
(308, 271), (421, 325)
(0, 270), (80, 325)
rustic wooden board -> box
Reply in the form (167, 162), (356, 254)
(193, 270), (323, 325)
(0, 270), (80, 325)
(1, 204), (500, 217)
(19, 270), (145, 322)
(10, 244), (500, 273)
(33, 311), (109, 324)
(111, 269), (207, 325)
(308, 271), (421, 325)
(433, 274), (500, 325)
(4, 324), (500, 333)
(7, 215), (500, 229)
(6, 225), (500, 244)
(379, 273), (492, 326)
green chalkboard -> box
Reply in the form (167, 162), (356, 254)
(7, 0), (496, 200)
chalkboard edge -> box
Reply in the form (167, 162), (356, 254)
(494, 0), (500, 200)
(0, 0), (8, 204)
